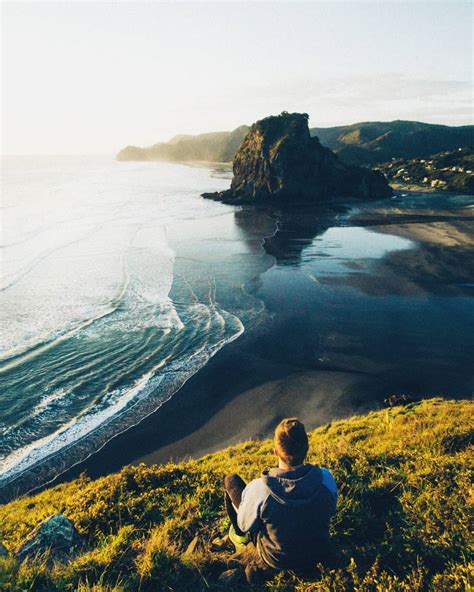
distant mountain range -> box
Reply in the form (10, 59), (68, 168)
(117, 119), (474, 167)
(116, 125), (249, 163)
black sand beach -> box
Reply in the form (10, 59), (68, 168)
(57, 194), (474, 485)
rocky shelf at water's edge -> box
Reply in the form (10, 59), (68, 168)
(202, 112), (393, 204)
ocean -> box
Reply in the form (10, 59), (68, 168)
(1, 156), (473, 499)
(1, 156), (259, 495)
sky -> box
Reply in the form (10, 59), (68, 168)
(2, 1), (473, 155)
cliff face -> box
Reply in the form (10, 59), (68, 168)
(204, 112), (392, 203)
(203, 113), (392, 204)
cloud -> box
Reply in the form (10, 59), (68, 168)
(233, 74), (473, 127)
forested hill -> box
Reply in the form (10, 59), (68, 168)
(310, 120), (474, 165)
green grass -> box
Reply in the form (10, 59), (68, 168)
(0, 398), (472, 591)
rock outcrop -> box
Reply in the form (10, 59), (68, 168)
(202, 112), (392, 204)
(384, 394), (415, 407)
(16, 513), (84, 562)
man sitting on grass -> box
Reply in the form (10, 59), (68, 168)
(224, 418), (337, 575)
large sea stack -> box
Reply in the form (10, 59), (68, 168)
(203, 112), (392, 204)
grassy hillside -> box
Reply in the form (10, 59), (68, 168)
(0, 398), (472, 591)
(310, 121), (474, 166)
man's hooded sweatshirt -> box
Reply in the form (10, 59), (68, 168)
(237, 464), (337, 570)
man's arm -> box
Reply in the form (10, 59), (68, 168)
(236, 478), (269, 533)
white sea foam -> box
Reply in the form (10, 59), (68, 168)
(0, 156), (247, 496)
(0, 308), (244, 491)
(1, 157), (229, 357)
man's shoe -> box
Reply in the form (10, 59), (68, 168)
(245, 564), (275, 585)
(228, 524), (249, 548)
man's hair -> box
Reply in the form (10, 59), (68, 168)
(274, 418), (309, 466)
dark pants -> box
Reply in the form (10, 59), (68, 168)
(224, 474), (276, 582)
(224, 473), (247, 536)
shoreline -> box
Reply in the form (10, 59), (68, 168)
(3, 189), (472, 500)
(56, 314), (390, 484)
(115, 161), (464, 197)
(52, 193), (474, 487)
(0, 316), (245, 503)
(117, 157), (232, 167)
(389, 182), (438, 193)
